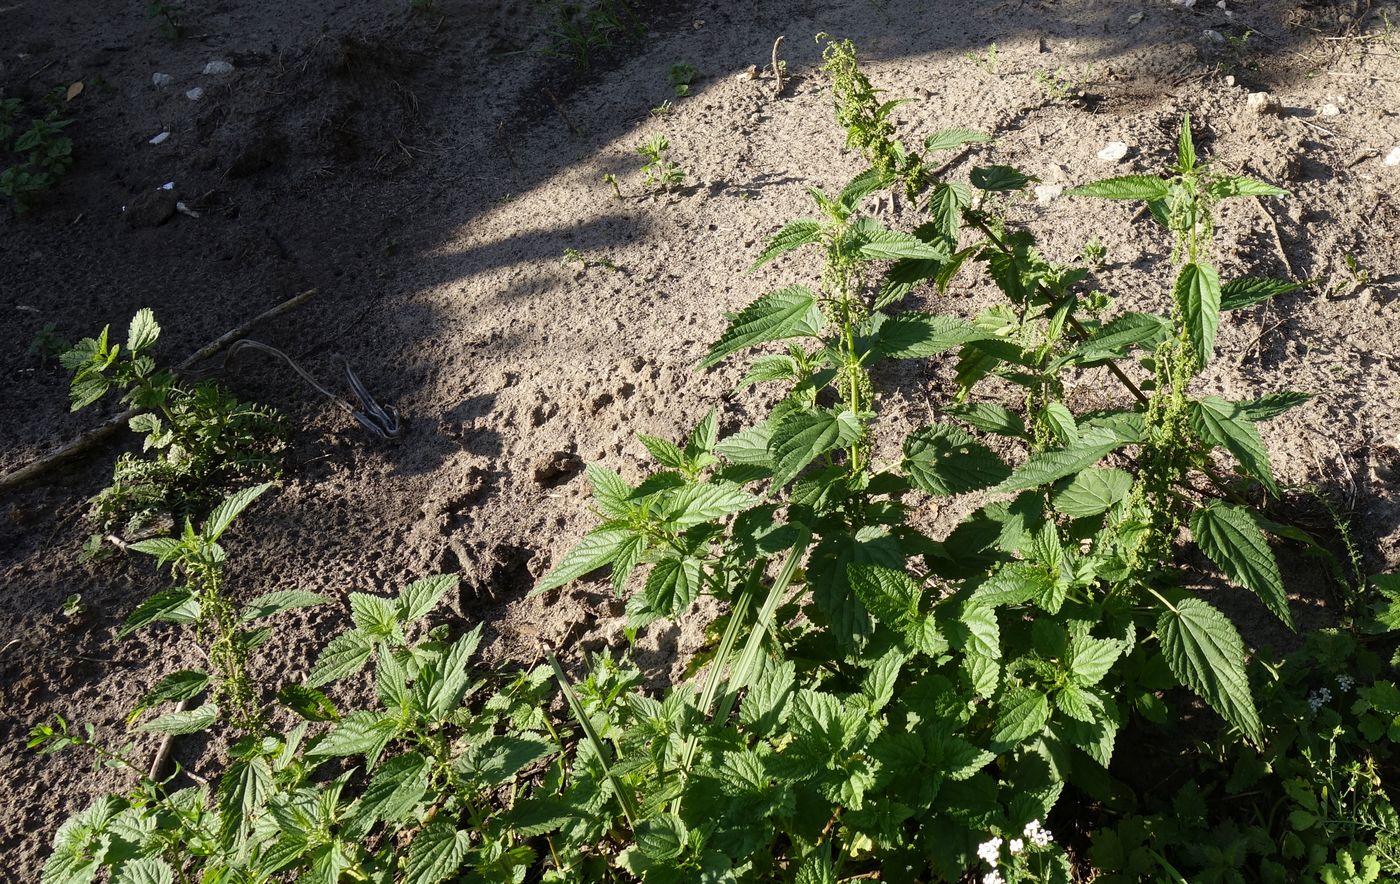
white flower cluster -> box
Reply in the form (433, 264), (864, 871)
(976, 837), (1003, 865)
(1308, 687), (1332, 712)
(984, 872), (1005, 884)
(1337, 674), (1355, 692)
(1024, 819), (1054, 848)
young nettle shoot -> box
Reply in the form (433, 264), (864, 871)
(602, 172), (623, 199)
(668, 63), (698, 96)
(637, 133), (685, 190)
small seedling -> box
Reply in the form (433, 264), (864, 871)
(650, 99), (673, 117)
(602, 172), (623, 199)
(61, 594), (84, 618)
(28, 323), (70, 363)
(1080, 235), (1107, 269)
(965, 42), (999, 73)
(1, 93), (75, 215)
(1323, 253), (1371, 298)
(562, 247), (620, 272)
(668, 63), (698, 96)
(636, 133), (685, 190)
(1033, 66), (1085, 103)
(145, 0), (183, 38)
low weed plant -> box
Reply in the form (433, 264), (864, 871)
(32, 34), (1400, 884)
(0, 89), (74, 214)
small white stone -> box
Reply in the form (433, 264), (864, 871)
(160, 181), (175, 190)
(1171, 0), (1196, 7)
(1246, 91), (1279, 114)
(1320, 103), (1340, 117)
(1034, 184), (1064, 206)
(202, 60), (235, 75)
(151, 72), (173, 87)
(186, 87), (205, 100)
(1127, 11), (1144, 26)
(1097, 141), (1129, 161)
(1202, 29), (1225, 44)
(1385, 147), (1400, 167)
(1224, 74), (1236, 86)
(149, 131), (170, 145)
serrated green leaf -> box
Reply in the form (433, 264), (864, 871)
(1188, 396), (1279, 496)
(699, 286), (823, 369)
(1067, 312), (1171, 364)
(645, 555), (704, 614)
(405, 820), (471, 884)
(877, 312), (988, 358)
(126, 308), (161, 353)
(277, 684), (339, 722)
(1067, 175), (1171, 201)
(1191, 502), (1292, 628)
(661, 482), (757, 529)
(1232, 391), (1310, 422)
(838, 167), (894, 212)
(398, 574), (457, 621)
(876, 255), (945, 310)
(1158, 598), (1261, 742)
(349, 592), (400, 638)
(1220, 276), (1305, 310)
(239, 589), (329, 622)
(139, 702), (218, 735)
(741, 660), (795, 736)
(305, 629), (375, 689)
(120, 589), (199, 641)
(638, 433), (686, 469)
(924, 127), (992, 153)
(217, 755), (271, 842)
(1052, 467), (1133, 517)
(768, 408), (862, 486)
(132, 670), (209, 720)
(926, 182), (971, 242)
(945, 402), (1027, 438)
(1208, 175), (1288, 199)
(902, 423), (1010, 495)
(1175, 261), (1221, 364)
(348, 752), (430, 835)
(751, 219), (824, 269)
(971, 165), (1035, 191)
(991, 688), (1050, 748)
(994, 427), (1121, 493)
(463, 735), (555, 787)
(112, 858), (174, 884)
(855, 227), (948, 261)
(1178, 114), (1197, 171)
(715, 423), (774, 467)
(533, 528), (636, 594)
(69, 372), (111, 411)
(308, 711), (399, 758)
(636, 814), (688, 861)
(202, 482), (274, 542)
(417, 627), (483, 719)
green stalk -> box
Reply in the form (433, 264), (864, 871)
(547, 653), (638, 829)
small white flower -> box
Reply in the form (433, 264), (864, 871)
(1023, 819), (1054, 847)
(984, 872), (1005, 884)
(1308, 687), (1332, 712)
(1337, 674), (1355, 692)
(1009, 838), (1024, 854)
(976, 836), (1004, 865)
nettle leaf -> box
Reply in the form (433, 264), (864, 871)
(847, 564), (920, 627)
(533, 528), (636, 594)
(970, 165), (1035, 192)
(405, 819), (471, 884)
(203, 482), (274, 542)
(278, 684), (339, 722)
(838, 167), (894, 212)
(645, 555), (704, 615)
(926, 182), (972, 242)
(699, 286), (823, 369)
(1220, 276), (1305, 310)
(1208, 175), (1288, 199)
(945, 402), (1027, 438)
(139, 702), (218, 735)
(349, 593), (401, 638)
(398, 574), (457, 621)
(638, 434), (686, 469)
(126, 307), (161, 353)
(462, 735), (556, 787)
(1175, 261), (1222, 364)
(738, 353), (801, 389)
(1052, 467), (1133, 518)
(902, 423), (1010, 495)
(768, 408), (862, 487)
(742, 659), (795, 737)
(994, 427), (1121, 493)
(113, 857), (175, 884)
(309, 710), (399, 759)
(1191, 502), (1292, 629)
(924, 127), (992, 153)
(418, 627), (483, 719)
(991, 687), (1050, 749)
(1233, 391), (1310, 422)
(1188, 396), (1279, 496)
(1158, 598), (1262, 743)
(586, 464), (633, 518)
(1067, 175), (1170, 201)
(716, 423), (774, 467)
(120, 588), (198, 637)
(305, 629), (376, 689)
(240, 589), (329, 622)
(217, 755), (272, 842)
(347, 751), (430, 836)
(686, 408), (719, 457)
(1067, 312), (1171, 364)
(661, 482), (757, 529)
(751, 219), (824, 269)
(1069, 634), (1126, 687)
(636, 814), (688, 861)
(877, 253), (945, 310)
(133, 670), (209, 717)
(877, 312), (987, 358)
(854, 227), (948, 262)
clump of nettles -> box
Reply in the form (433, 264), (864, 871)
(0, 89), (75, 214)
(62, 309), (285, 544)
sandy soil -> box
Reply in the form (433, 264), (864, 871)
(3, 0), (1400, 875)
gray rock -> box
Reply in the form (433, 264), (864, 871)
(202, 60), (234, 75)
(151, 72), (173, 87)
(124, 189), (178, 228)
